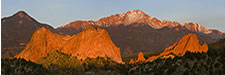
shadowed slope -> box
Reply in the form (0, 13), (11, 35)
(1, 11), (55, 58)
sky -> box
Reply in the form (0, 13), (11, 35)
(2, 0), (225, 32)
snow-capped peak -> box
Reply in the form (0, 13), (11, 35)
(183, 22), (212, 34)
(61, 9), (218, 35)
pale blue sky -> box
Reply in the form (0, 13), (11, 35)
(2, 0), (225, 32)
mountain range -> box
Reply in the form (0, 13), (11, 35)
(1, 9), (224, 58)
(2, 10), (225, 75)
(57, 9), (224, 38)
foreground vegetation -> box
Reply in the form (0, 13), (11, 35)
(2, 39), (225, 75)
(2, 50), (129, 75)
(128, 49), (225, 75)
(2, 57), (128, 75)
(1, 58), (47, 75)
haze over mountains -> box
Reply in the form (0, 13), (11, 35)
(1, 9), (224, 58)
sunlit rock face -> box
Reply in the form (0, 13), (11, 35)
(129, 52), (146, 64)
(14, 27), (70, 63)
(146, 33), (208, 62)
(161, 33), (208, 56)
(129, 33), (209, 63)
(15, 26), (123, 63)
(61, 26), (123, 63)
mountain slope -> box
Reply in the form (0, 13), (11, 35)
(2, 10), (223, 58)
(56, 9), (222, 56)
(1, 11), (55, 58)
(15, 26), (123, 63)
(57, 9), (224, 37)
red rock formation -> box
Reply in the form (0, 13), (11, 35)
(129, 33), (209, 64)
(145, 56), (159, 62)
(129, 59), (135, 64)
(146, 33), (209, 62)
(136, 52), (146, 62)
(62, 26), (122, 63)
(15, 27), (69, 63)
(129, 52), (146, 64)
(15, 26), (123, 63)
(160, 33), (208, 56)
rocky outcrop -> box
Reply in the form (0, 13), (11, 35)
(159, 33), (208, 56)
(61, 26), (122, 63)
(130, 33), (209, 63)
(129, 52), (146, 64)
(137, 52), (146, 62)
(15, 26), (123, 63)
(146, 33), (209, 62)
(129, 59), (135, 64)
(15, 27), (68, 63)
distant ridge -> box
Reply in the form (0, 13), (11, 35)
(1, 11), (55, 58)
(58, 9), (224, 38)
(56, 9), (222, 56)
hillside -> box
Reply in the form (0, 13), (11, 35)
(1, 11), (55, 58)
